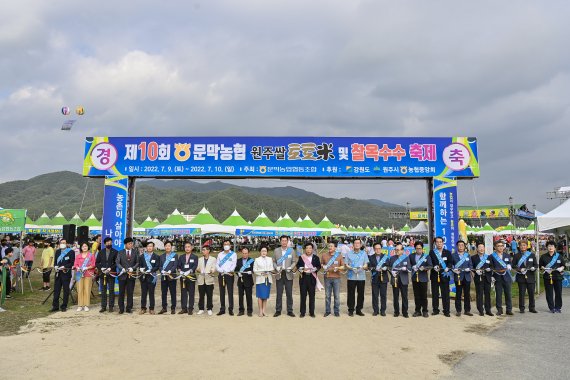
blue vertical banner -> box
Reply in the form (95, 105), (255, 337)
(433, 176), (459, 253)
(102, 176), (128, 251)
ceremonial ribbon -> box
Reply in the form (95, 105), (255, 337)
(301, 255), (323, 291)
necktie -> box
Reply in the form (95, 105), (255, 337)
(127, 251), (131, 261)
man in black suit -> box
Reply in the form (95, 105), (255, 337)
(236, 247), (255, 317)
(158, 240), (179, 314)
(50, 239), (75, 312)
(429, 236), (453, 317)
(95, 237), (118, 313)
(177, 241), (198, 315)
(471, 243), (494, 316)
(296, 242), (322, 318)
(513, 241), (538, 313)
(115, 237), (139, 314)
(369, 243), (390, 316)
(139, 241), (160, 314)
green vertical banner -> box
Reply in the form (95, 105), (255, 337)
(0, 209), (27, 233)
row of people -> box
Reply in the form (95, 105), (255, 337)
(46, 235), (566, 316)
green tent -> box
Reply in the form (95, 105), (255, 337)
(162, 209), (188, 225)
(190, 207), (220, 225)
(276, 213), (298, 228)
(69, 213), (83, 225)
(82, 213), (101, 227)
(365, 226), (373, 233)
(222, 210), (248, 226)
(25, 216), (33, 224)
(51, 212), (69, 225)
(252, 212), (274, 227)
(298, 215), (317, 229)
(139, 216), (158, 229)
(317, 216), (335, 229)
(34, 212), (52, 226)
(400, 224), (411, 232)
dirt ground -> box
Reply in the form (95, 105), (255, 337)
(0, 279), (507, 380)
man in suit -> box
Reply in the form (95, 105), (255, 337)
(215, 239), (237, 316)
(514, 241), (538, 313)
(490, 240), (513, 316)
(236, 247), (255, 316)
(273, 235), (296, 317)
(178, 241), (198, 315)
(50, 239), (75, 312)
(369, 242), (390, 317)
(539, 241), (566, 313)
(471, 243), (494, 316)
(158, 240), (178, 314)
(451, 240), (473, 317)
(296, 242), (322, 318)
(95, 237), (118, 313)
(139, 240), (160, 314)
(389, 243), (411, 318)
(429, 236), (453, 317)
(197, 245), (217, 315)
(410, 241), (432, 318)
(116, 237), (139, 314)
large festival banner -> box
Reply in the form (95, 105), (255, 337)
(102, 176), (128, 251)
(433, 177), (459, 253)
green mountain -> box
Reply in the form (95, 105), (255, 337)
(0, 171), (405, 227)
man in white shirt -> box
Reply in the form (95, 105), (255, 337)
(216, 239), (237, 316)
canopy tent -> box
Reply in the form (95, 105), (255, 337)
(189, 207), (221, 225)
(497, 222), (518, 235)
(34, 212), (52, 226)
(275, 213), (297, 228)
(51, 212), (69, 225)
(251, 212), (275, 227)
(69, 213), (83, 225)
(538, 199), (570, 232)
(475, 223), (498, 236)
(222, 210), (248, 227)
(298, 215), (317, 229)
(405, 221), (429, 236)
(139, 216), (158, 229)
(81, 213), (102, 227)
(162, 209), (188, 225)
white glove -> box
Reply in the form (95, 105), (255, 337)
(464, 268), (470, 272)
(392, 271), (398, 277)
(545, 268), (552, 273)
(453, 269), (460, 274)
(161, 270), (166, 275)
(420, 266), (425, 271)
(382, 266), (387, 271)
(434, 265), (440, 271)
(167, 270), (171, 274)
(323, 265), (329, 271)
(412, 265), (418, 271)
(444, 268), (449, 272)
(507, 265), (512, 270)
(530, 267), (535, 271)
(558, 267), (564, 273)
(476, 270), (482, 275)
(140, 268), (146, 273)
(400, 267), (408, 272)
(485, 267), (491, 272)
(101, 267), (106, 272)
(128, 268), (133, 273)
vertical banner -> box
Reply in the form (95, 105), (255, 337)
(433, 176), (459, 253)
(102, 176), (129, 251)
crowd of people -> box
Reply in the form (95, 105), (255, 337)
(3, 234), (566, 317)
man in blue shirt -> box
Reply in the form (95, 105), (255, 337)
(345, 239), (369, 316)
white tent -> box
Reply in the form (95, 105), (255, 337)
(538, 199), (570, 232)
(405, 221), (429, 236)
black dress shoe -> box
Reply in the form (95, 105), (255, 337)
(372, 312), (379, 316)
(334, 312), (340, 317)
(412, 312), (421, 317)
(60, 308), (67, 312)
(422, 312), (429, 318)
(247, 312), (252, 317)
(349, 312), (354, 317)
(324, 312), (331, 317)
(300, 314), (305, 318)
(99, 308), (106, 313)
(444, 313), (450, 317)
(356, 311), (365, 316)
(506, 311), (513, 315)
(456, 312), (462, 317)
(178, 309), (188, 314)
(310, 314), (315, 318)
(273, 312), (281, 317)
(287, 312), (295, 317)
(393, 312), (400, 317)
(237, 311), (245, 316)
(403, 314), (409, 318)
(49, 308), (59, 312)
(432, 311), (440, 316)
(127, 309), (133, 314)
(109, 308), (114, 313)
(216, 311), (225, 316)
(465, 312), (473, 316)
(158, 309), (167, 315)
(119, 310), (124, 314)
(519, 309), (525, 314)
(485, 312), (494, 316)
(171, 309), (176, 314)
(188, 310), (193, 315)
(380, 311), (386, 317)
(529, 309), (538, 313)
(479, 312), (484, 316)
(229, 311), (234, 316)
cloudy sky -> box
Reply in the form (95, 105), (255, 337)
(1, 1), (569, 212)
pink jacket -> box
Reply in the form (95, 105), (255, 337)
(73, 253), (96, 278)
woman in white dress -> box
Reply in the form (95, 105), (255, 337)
(253, 244), (273, 317)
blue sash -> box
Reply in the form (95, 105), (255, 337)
(57, 248), (72, 264)
(454, 253), (470, 269)
(218, 251), (234, 267)
(393, 254), (408, 268)
(492, 252), (513, 280)
(546, 253), (560, 269)
(376, 254), (390, 270)
(239, 258), (254, 272)
(144, 253), (156, 284)
(325, 251), (341, 268)
(276, 248), (292, 266)
(162, 252), (176, 271)
(476, 254), (488, 269)
(414, 254), (428, 272)
(433, 249), (451, 278)
(516, 251), (531, 268)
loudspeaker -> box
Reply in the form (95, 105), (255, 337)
(77, 226), (89, 242)
(62, 224), (76, 243)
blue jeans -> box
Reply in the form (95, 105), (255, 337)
(324, 277), (340, 314)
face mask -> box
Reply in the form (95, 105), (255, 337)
(223, 245), (231, 251)
(60, 244), (67, 249)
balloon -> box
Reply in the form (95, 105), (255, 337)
(61, 106), (70, 115)
(76, 106), (85, 115)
